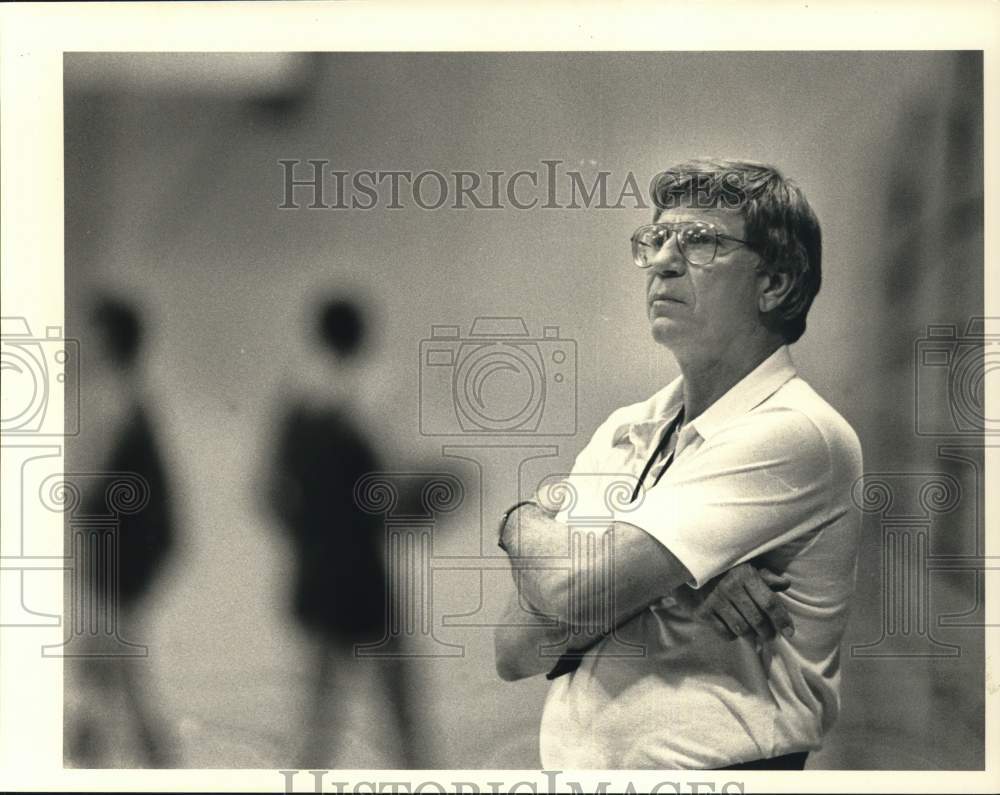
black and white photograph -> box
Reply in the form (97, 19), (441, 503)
(0, 2), (997, 793)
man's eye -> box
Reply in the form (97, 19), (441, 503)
(685, 229), (712, 245)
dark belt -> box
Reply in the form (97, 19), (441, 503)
(717, 751), (809, 770)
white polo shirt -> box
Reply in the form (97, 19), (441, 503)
(539, 346), (863, 769)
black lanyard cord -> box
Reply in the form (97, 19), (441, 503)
(629, 405), (685, 504)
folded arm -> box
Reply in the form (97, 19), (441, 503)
(494, 585), (608, 682)
(499, 503), (692, 633)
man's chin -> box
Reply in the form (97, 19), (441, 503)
(649, 317), (685, 347)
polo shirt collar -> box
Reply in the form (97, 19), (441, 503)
(688, 345), (797, 441)
(611, 345), (796, 447)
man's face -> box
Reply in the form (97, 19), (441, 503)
(644, 207), (763, 357)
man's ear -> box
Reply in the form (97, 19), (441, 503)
(757, 269), (794, 314)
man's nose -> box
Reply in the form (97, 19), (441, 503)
(648, 233), (686, 275)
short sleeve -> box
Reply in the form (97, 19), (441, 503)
(542, 405), (633, 518)
(567, 411), (619, 475)
(614, 406), (836, 588)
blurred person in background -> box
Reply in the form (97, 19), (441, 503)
(268, 297), (425, 768)
(496, 159), (863, 770)
(65, 295), (179, 768)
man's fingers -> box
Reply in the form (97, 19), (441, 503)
(700, 563), (795, 642)
(712, 601), (751, 639)
(726, 587), (773, 641)
(757, 568), (791, 592)
(694, 602), (732, 639)
(706, 611), (735, 640)
(744, 577), (795, 639)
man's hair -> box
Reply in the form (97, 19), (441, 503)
(91, 296), (143, 368)
(650, 158), (822, 344)
(317, 298), (366, 357)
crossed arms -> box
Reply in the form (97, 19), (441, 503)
(494, 408), (833, 681)
(495, 504), (792, 681)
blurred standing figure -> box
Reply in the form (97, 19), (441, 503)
(269, 298), (422, 768)
(66, 296), (178, 768)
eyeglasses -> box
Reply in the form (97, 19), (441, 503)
(631, 221), (754, 269)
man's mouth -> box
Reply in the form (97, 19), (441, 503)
(650, 295), (685, 305)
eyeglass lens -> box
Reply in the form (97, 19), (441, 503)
(634, 223), (718, 267)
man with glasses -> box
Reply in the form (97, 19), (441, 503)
(495, 159), (862, 770)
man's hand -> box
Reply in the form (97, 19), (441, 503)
(692, 562), (795, 642)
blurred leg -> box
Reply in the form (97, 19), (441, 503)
(65, 624), (127, 767)
(379, 655), (429, 768)
(117, 655), (179, 767)
(298, 637), (340, 769)
(65, 654), (114, 767)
